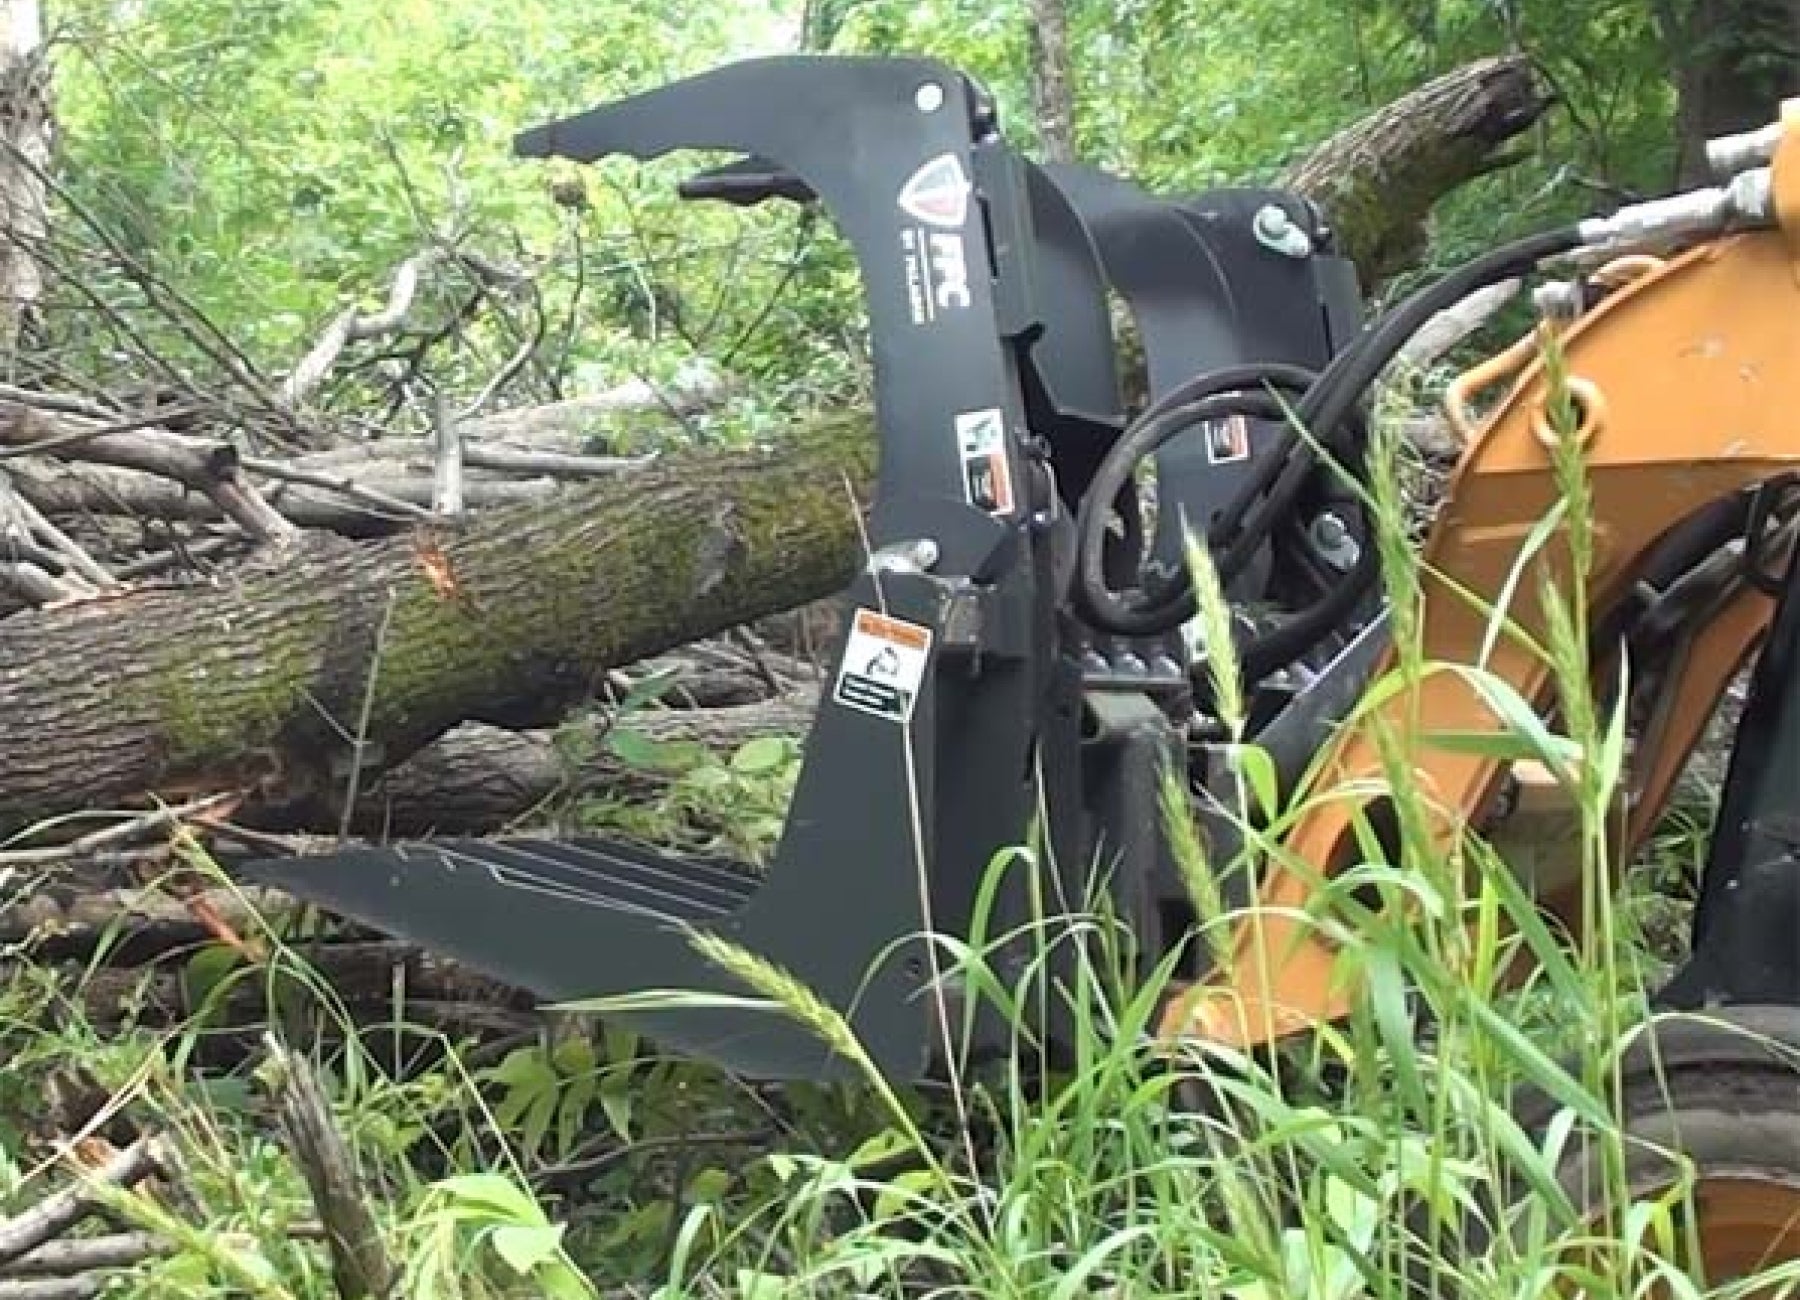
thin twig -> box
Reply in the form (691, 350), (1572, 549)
(0, 469), (114, 588)
(0, 140), (293, 437)
(282, 250), (446, 409)
(0, 792), (245, 868)
(340, 590), (397, 839)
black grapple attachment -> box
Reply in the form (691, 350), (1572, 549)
(242, 55), (1366, 1083)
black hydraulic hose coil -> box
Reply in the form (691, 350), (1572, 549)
(1071, 225), (1584, 664)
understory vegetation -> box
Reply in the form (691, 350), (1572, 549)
(3, 1), (1799, 1297)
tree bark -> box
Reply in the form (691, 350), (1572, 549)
(0, 61), (1550, 836)
(0, 416), (873, 837)
(1279, 54), (1547, 282)
(0, 0), (47, 348)
(1027, 0), (1077, 164)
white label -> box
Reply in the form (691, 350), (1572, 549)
(833, 608), (933, 724)
(955, 407), (1014, 515)
(901, 228), (972, 325)
(1204, 413), (1251, 464)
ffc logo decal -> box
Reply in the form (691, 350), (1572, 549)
(897, 153), (974, 326)
(897, 153), (972, 229)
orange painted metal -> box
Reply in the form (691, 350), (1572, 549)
(1159, 212), (1800, 1047)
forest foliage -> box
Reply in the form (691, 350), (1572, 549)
(2, 1), (1796, 1297)
(40, 0), (1692, 424)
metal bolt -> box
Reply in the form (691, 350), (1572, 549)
(1308, 512), (1360, 571)
(867, 537), (940, 576)
(1253, 204), (1312, 258)
(915, 82), (944, 113)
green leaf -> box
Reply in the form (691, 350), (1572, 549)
(1445, 667), (1578, 783)
(735, 1270), (794, 1300)
(605, 728), (705, 773)
(598, 1070), (635, 1142)
(550, 1034), (597, 1077)
(490, 1221), (566, 1275)
(685, 1166), (732, 1203)
(182, 943), (245, 1007)
(1232, 743), (1281, 819)
(1419, 728), (1580, 766)
(615, 666), (684, 713)
(730, 736), (794, 775)
(846, 1127), (911, 1169)
(430, 1172), (543, 1224)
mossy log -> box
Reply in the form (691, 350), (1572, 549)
(0, 418), (873, 836)
(0, 59), (1549, 837)
(1279, 54), (1547, 282)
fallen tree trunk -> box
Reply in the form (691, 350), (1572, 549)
(1279, 54), (1546, 282)
(0, 418), (872, 836)
(0, 57), (1549, 835)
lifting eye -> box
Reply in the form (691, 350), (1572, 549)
(1532, 375), (1605, 451)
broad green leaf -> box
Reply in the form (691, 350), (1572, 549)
(730, 736), (794, 774)
(490, 1221), (567, 1275)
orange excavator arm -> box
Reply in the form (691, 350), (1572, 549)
(1165, 110), (1800, 1048)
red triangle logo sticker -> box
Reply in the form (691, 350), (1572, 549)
(897, 153), (971, 229)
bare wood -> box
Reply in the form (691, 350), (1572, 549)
(431, 394), (464, 517)
(0, 1275), (107, 1300)
(281, 251), (446, 409)
(0, 1233), (165, 1278)
(240, 454), (437, 525)
(0, 560), (64, 605)
(260, 1036), (395, 1300)
(0, 1137), (167, 1268)
(0, 469), (113, 591)
(465, 365), (723, 446)
(8, 460), (561, 536)
(1026, 0), (1076, 163)
(0, 0), (49, 349)
(0, 407), (298, 547)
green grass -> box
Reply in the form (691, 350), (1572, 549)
(3, 345), (1798, 1298)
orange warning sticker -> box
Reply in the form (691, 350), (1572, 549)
(833, 608), (933, 723)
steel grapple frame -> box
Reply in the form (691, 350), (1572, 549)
(239, 64), (1800, 1279)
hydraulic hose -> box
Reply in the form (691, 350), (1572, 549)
(1071, 224), (1585, 664)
